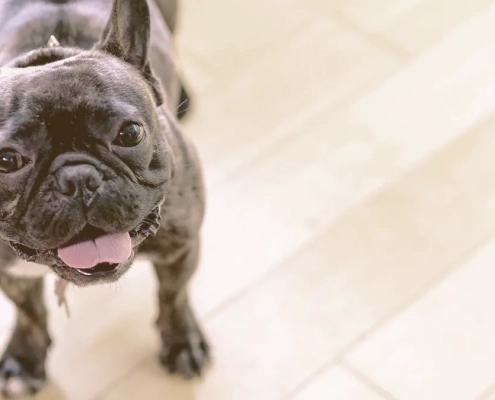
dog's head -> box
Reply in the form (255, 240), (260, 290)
(0, 0), (174, 285)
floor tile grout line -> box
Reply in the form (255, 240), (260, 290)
(278, 361), (338, 400)
(341, 361), (399, 400)
(279, 360), (397, 400)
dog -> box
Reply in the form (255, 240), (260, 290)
(0, 0), (209, 396)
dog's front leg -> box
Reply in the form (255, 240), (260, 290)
(151, 238), (210, 379)
(0, 273), (50, 398)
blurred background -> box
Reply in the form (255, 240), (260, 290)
(4, 0), (495, 399)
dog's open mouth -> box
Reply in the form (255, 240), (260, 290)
(9, 206), (162, 277)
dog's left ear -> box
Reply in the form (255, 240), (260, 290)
(98, 0), (150, 69)
(96, 0), (164, 105)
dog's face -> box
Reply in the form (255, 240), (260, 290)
(0, 0), (173, 286)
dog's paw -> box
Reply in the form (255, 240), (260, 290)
(159, 331), (210, 379)
(0, 356), (46, 398)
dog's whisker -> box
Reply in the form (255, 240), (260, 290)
(176, 98), (189, 110)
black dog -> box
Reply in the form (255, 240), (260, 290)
(0, 0), (208, 396)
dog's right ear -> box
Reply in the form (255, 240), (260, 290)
(96, 0), (151, 71)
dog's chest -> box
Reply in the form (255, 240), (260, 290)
(6, 259), (51, 278)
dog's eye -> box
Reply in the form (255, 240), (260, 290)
(0, 150), (26, 174)
(114, 123), (145, 147)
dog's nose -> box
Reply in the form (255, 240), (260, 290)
(56, 164), (102, 198)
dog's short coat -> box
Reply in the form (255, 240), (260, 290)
(0, 0), (209, 396)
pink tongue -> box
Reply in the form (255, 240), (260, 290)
(57, 232), (132, 269)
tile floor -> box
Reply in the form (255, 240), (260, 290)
(3, 0), (495, 399)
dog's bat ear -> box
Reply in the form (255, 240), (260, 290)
(96, 0), (151, 70)
(96, 0), (164, 106)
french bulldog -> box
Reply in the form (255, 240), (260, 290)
(0, 0), (209, 396)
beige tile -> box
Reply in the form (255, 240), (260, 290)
(99, 109), (495, 400)
(21, 383), (69, 400)
(345, 236), (495, 400)
(292, 365), (387, 400)
(100, 365), (387, 400)
(484, 390), (495, 400)
(287, 0), (417, 25)
(0, 281), (155, 400)
(176, 0), (313, 85)
(98, 358), (209, 400)
(184, 18), (400, 174)
(337, 0), (493, 54)
(0, 267), (160, 400)
(175, 48), (215, 98)
(44, 263), (160, 400)
(348, 3), (495, 166)
(0, 294), (14, 330)
(381, 0), (494, 53)
(190, 108), (395, 317)
(190, 1), (495, 315)
(201, 2), (495, 191)
(340, 0), (422, 32)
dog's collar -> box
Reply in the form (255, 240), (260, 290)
(46, 35), (60, 47)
